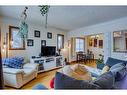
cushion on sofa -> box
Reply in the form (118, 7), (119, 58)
(106, 57), (126, 67)
(2, 57), (24, 69)
(110, 63), (127, 81)
(54, 72), (100, 89)
(101, 65), (110, 74)
(93, 71), (115, 89)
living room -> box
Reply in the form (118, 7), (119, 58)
(0, 5), (127, 91)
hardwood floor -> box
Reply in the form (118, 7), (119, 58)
(5, 61), (96, 90)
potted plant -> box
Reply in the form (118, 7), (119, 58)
(96, 54), (105, 69)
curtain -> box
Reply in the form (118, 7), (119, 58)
(71, 37), (76, 58)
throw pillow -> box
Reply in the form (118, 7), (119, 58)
(101, 65), (110, 74)
(93, 71), (115, 89)
(54, 72), (100, 89)
(2, 57), (24, 69)
(110, 63), (127, 81)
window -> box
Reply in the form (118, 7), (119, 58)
(9, 26), (25, 50)
(76, 38), (85, 52)
(57, 34), (64, 50)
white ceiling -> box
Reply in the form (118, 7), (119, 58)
(1, 6), (127, 31)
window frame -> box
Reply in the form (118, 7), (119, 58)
(75, 38), (85, 52)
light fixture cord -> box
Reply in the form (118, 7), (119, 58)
(45, 13), (48, 29)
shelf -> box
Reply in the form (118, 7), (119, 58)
(37, 66), (63, 73)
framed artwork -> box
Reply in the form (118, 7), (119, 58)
(99, 40), (103, 48)
(89, 39), (93, 46)
(27, 39), (34, 46)
(9, 26), (25, 50)
(41, 40), (46, 46)
(34, 30), (40, 37)
(94, 38), (97, 47)
(47, 32), (52, 39)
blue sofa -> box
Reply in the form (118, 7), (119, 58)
(33, 57), (127, 89)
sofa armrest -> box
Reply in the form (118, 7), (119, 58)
(23, 63), (38, 70)
(3, 68), (24, 74)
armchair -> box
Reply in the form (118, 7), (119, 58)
(3, 63), (38, 88)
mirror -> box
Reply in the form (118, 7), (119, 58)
(9, 26), (25, 50)
(113, 30), (127, 52)
(57, 34), (64, 50)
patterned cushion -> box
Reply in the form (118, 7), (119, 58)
(2, 57), (24, 69)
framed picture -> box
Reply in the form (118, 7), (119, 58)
(34, 30), (40, 37)
(9, 26), (25, 50)
(47, 32), (52, 39)
(99, 40), (103, 48)
(41, 40), (46, 46)
(89, 39), (93, 46)
(27, 39), (34, 46)
(94, 38), (97, 47)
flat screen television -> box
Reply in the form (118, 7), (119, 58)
(41, 46), (56, 56)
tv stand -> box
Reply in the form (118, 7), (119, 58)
(30, 56), (64, 73)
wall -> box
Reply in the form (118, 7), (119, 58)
(0, 17), (68, 62)
(68, 17), (127, 62)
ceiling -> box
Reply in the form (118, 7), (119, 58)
(1, 6), (127, 31)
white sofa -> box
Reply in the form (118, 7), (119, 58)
(3, 63), (38, 88)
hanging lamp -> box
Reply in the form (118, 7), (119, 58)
(39, 5), (50, 29)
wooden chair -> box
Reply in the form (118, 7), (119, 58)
(76, 52), (86, 64)
(86, 52), (94, 63)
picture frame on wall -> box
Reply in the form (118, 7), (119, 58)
(99, 40), (103, 48)
(27, 39), (34, 46)
(9, 26), (25, 50)
(34, 30), (40, 37)
(41, 40), (46, 46)
(47, 32), (52, 39)
(89, 39), (93, 46)
(94, 38), (97, 47)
